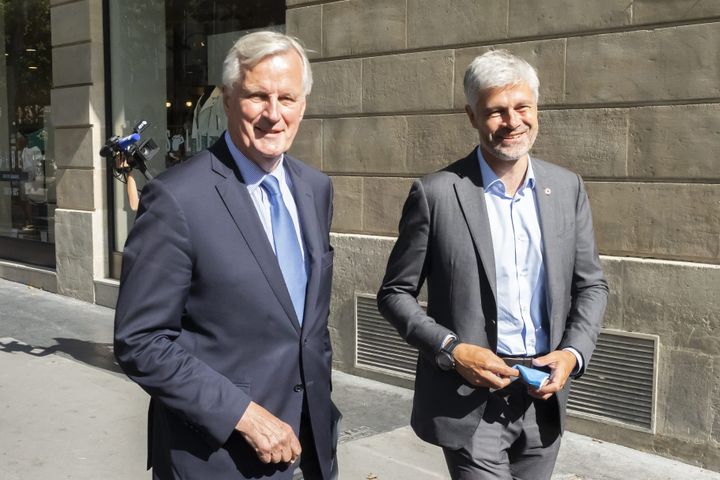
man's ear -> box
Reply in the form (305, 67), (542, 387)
(465, 104), (478, 129)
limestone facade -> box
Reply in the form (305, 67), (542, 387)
(287, 0), (720, 470)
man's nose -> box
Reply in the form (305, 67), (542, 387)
(505, 109), (521, 129)
(262, 97), (281, 122)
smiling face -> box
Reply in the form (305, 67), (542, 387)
(224, 50), (307, 172)
(465, 82), (538, 168)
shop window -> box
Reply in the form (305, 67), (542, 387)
(0, 0), (55, 267)
(107, 0), (284, 276)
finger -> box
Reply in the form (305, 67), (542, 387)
(528, 387), (553, 400)
(257, 449), (272, 463)
(279, 445), (293, 464)
(481, 370), (512, 389)
(532, 354), (555, 368)
(536, 375), (566, 395)
(270, 450), (284, 464)
(495, 365), (520, 377)
(290, 434), (302, 457)
(481, 358), (519, 377)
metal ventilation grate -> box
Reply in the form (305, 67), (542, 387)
(355, 294), (418, 378)
(354, 295), (659, 432)
(567, 329), (658, 432)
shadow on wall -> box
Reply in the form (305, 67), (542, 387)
(0, 337), (122, 374)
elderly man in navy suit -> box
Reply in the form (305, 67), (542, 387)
(114, 31), (337, 480)
(378, 50), (608, 479)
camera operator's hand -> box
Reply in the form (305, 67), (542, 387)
(115, 153), (139, 212)
(115, 152), (132, 172)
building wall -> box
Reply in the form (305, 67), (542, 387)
(287, 0), (720, 470)
(51, 0), (108, 303)
(5, 0), (108, 298)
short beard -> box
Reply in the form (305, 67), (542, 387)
(484, 129), (537, 162)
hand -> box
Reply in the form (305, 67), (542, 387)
(115, 153), (131, 170)
(528, 350), (577, 400)
(235, 401), (301, 464)
(453, 343), (519, 389)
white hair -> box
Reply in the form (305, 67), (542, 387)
(463, 50), (539, 111)
(222, 31), (313, 96)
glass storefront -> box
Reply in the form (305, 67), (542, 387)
(0, 0), (55, 267)
(107, 0), (284, 273)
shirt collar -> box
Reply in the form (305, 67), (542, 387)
(476, 147), (536, 196)
(224, 131), (289, 192)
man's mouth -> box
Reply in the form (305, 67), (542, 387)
(255, 126), (283, 136)
(493, 130), (529, 145)
(501, 130), (527, 140)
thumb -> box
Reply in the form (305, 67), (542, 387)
(532, 353), (554, 368)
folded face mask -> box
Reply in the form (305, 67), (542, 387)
(514, 364), (550, 390)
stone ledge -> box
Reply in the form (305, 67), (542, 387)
(0, 261), (57, 293)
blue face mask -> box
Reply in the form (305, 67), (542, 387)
(514, 364), (550, 390)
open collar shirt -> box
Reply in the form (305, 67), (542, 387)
(478, 149), (549, 357)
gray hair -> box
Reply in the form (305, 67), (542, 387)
(222, 31), (313, 96)
(463, 50), (539, 111)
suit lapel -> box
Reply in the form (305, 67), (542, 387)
(210, 139), (301, 334)
(532, 159), (563, 344)
(285, 156), (323, 334)
(452, 150), (497, 302)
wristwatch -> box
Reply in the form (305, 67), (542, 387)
(436, 336), (460, 371)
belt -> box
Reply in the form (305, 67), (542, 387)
(499, 356), (538, 369)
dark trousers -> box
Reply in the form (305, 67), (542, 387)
(292, 402), (324, 480)
(443, 381), (562, 480)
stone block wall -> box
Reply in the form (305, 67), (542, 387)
(287, 0), (720, 470)
(50, 0), (107, 302)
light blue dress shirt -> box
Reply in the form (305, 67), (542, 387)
(478, 150), (549, 357)
(224, 131), (306, 261)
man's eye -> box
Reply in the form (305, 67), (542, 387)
(280, 97), (296, 105)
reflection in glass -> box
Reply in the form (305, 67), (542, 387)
(0, 0), (55, 244)
(109, 0), (284, 255)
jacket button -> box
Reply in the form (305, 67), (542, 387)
(293, 384), (304, 393)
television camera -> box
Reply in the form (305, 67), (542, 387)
(100, 120), (159, 181)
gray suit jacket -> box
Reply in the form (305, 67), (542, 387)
(377, 148), (608, 450)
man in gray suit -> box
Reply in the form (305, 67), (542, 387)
(377, 50), (608, 480)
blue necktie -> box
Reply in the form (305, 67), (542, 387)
(261, 175), (307, 325)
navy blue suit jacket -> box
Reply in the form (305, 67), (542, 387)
(114, 136), (336, 479)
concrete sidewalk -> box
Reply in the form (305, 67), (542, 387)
(1, 278), (719, 479)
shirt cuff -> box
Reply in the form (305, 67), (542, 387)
(440, 333), (458, 351)
(562, 347), (583, 376)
